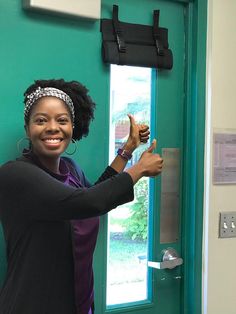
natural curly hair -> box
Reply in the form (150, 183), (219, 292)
(23, 79), (96, 141)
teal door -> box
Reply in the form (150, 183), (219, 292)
(94, 1), (187, 314)
(0, 1), (206, 314)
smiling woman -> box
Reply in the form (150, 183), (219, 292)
(0, 78), (163, 314)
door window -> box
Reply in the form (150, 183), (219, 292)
(107, 65), (153, 307)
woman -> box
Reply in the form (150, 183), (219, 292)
(0, 79), (163, 314)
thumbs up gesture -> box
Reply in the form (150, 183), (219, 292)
(138, 139), (163, 177)
(125, 139), (163, 183)
(124, 114), (150, 152)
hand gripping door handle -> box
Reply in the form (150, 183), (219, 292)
(148, 248), (183, 270)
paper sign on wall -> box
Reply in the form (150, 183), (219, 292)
(213, 132), (236, 184)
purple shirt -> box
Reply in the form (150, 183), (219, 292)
(57, 160), (99, 314)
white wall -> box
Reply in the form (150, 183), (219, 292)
(204, 0), (236, 313)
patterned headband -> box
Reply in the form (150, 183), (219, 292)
(25, 87), (75, 122)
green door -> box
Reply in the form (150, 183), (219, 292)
(0, 1), (206, 314)
(94, 1), (187, 314)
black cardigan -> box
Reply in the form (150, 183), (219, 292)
(0, 158), (134, 314)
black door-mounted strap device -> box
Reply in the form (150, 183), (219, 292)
(100, 5), (173, 69)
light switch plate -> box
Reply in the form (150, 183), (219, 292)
(219, 212), (236, 238)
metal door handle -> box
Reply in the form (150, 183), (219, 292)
(148, 258), (183, 269)
(148, 248), (183, 270)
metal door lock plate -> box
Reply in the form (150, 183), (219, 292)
(219, 212), (236, 238)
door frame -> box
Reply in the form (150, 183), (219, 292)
(182, 0), (207, 314)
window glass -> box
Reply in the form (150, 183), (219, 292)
(107, 65), (152, 306)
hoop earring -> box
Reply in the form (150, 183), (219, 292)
(65, 139), (77, 155)
(17, 137), (32, 155)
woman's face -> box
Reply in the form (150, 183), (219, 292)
(26, 96), (73, 161)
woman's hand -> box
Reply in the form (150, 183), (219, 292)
(138, 139), (163, 177)
(123, 114), (150, 152)
(109, 115), (151, 173)
(125, 139), (163, 183)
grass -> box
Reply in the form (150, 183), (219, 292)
(107, 232), (147, 285)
